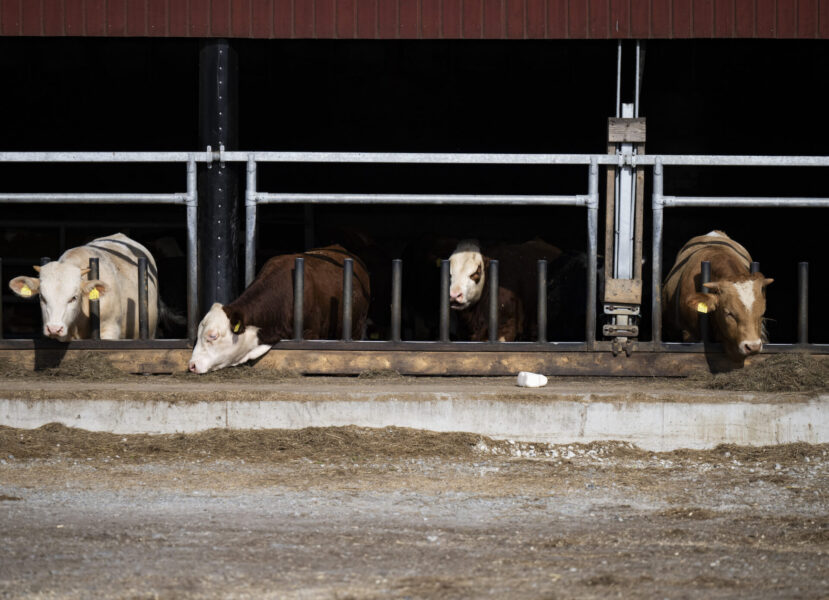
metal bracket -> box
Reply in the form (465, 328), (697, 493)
(204, 144), (226, 169)
(604, 304), (641, 316)
(603, 324), (639, 337)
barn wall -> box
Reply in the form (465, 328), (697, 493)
(2, 0), (828, 39)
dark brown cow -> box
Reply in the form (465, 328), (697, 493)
(189, 245), (370, 373)
(662, 230), (773, 362)
(448, 239), (563, 341)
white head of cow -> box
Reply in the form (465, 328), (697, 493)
(9, 263), (107, 341)
(449, 240), (486, 310)
(188, 303), (271, 374)
(687, 272), (774, 361)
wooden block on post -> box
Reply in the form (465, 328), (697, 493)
(604, 278), (643, 305)
(608, 118), (647, 143)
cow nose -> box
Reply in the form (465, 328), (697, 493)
(742, 340), (763, 355)
(450, 290), (463, 303)
(46, 324), (64, 336)
(188, 362), (197, 373)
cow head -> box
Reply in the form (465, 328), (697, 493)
(9, 263), (107, 341)
(686, 272), (774, 361)
(449, 240), (486, 310)
(188, 303), (271, 374)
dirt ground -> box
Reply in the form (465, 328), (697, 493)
(1, 425), (827, 599)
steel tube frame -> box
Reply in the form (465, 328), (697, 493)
(88, 258), (100, 340)
(342, 259), (354, 342)
(537, 260), (547, 343)
(798, 262), (809, 345)
(293, 258), (304, 342)
(390, 260), (402, 343)
(439, 260), (450, 343)
(253, 193), (587, 206)
(138, 257), (150, 340)
(488, 260), (499, 343)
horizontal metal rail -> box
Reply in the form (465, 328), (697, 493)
(253, 193), (589, 206)
(0, 152), (210, 163)
(0, 193), (190, 204)
(663, 196), (829, 208)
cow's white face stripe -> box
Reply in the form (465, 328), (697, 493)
(449, 242), (485, 309)
(706, 230), (724, 238)
(189, 303), (262, 373)
(38, 262), (85, 340)
(733, 280), (756, 313)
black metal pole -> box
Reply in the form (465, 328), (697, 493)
(750, 261), (760, 275)
(198, 39), (240, 312)
(699, 260), (711, 344)
(138, 257), (149, 340)
(88, 258), (100, 340)
(488, 260), (499, 342)
(342, 259), (353, 341)
(40, 256), (50, 266)
(439, 260), (450, 342)
(798, 262), (809, 345)
(293, 258), (304, 341)
(391, 259), (402, 342)
(537, 259), (547, 343)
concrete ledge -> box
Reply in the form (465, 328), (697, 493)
(0, 379), (826, 451)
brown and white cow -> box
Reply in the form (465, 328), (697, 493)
(662, 230), (773, 362)
(448, 239), (562, 341)
(8, 233), (160, 340)
(188, 245), (370, 373)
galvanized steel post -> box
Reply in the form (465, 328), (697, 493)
(88, 257), (100, 340)
(586, 159), (599, 349)
(439, 260), (450, 343)
(138, 257), (149, 340)
(488, 260), (499, 343)
(293, 258), (304, 341)
(651, 158), (664, 348)
(699, 261), (711, 344)
(342, 259), (353, 341)
(244, 156), (257, 288)
(537, 259), (547, 343)
(750, 261), (760, 275)
(798, 262), (809, 345)
(391, 259), (402, 342)
(186, 156), (199, 340)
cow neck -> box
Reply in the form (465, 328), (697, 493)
(664, 238), (751, 285)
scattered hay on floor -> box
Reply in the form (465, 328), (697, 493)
(0, 352), (127, 381)
(356, 369), (405, 380)
(166, 364), (301, 382)
(689, 353), (828, 393)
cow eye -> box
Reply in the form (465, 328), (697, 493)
(470, 265), (482, 283)
(68, 296), (77, 303)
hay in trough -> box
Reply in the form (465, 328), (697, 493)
(690, 353), (828, 393)
(0, 352), (127, 381)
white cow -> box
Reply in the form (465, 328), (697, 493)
(8, 233), (160, 340)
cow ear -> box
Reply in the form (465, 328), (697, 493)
(10, 276), (40, 298)
(33, 265), (41, 273)
(701, 281), (722, 293)
(222, 306), (245, 335)
(763, 277), (774, 287)
(82, 279), (108, 299)
(686, 292), (718, 315)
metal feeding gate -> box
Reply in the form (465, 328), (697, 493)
(0, 148), (828, 376)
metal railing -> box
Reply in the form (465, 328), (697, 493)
(651, 155), (829, 352)
(1, 150), (827, 354)
(0, 152), (199, 339)
(241, 151), (601, 349)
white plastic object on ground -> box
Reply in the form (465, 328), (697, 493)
(516, 371), (548, 388)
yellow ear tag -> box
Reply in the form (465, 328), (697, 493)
(88, 288), (100, 301)
(233, 322), (241, 333)
(20, 285), (32, 297)
(696, 302), (708, 314)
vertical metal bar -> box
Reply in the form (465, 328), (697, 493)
(750, 261), (760, 275)
(138, 257), (149, 340)
(488, 259), (499, 343)
(186, 156), (199, 340)
(634, 40), (641, 118)
(652, 158), (664, 348)
(88, 257), (100, 341)
(537, 259), (547, 343)
(699, 261), (711, 344)
(40, 256), (51, 266)
(586, 159), (599, 349)
(342, 258), (353, 341)
(615, 40), (622, 118)
(245, 156), (257, 288)
(293, 257), (304, 342)
(798, 262), (809, 345)
(439, 260), (450, 342)
(391, 259), (402, 342)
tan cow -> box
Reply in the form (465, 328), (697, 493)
(8, 233), (160, 340)
(662, 230), (773, 362)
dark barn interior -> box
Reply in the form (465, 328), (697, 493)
(1, 37), (827, 343)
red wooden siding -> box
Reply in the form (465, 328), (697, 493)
(0, 0), (824, 38)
